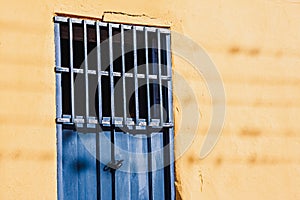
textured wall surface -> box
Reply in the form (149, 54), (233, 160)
(0, 0), (300, 199)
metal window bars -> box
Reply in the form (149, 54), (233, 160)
(54, 16), (173, 132)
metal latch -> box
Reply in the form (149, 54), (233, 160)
(103, 160), (124, 172)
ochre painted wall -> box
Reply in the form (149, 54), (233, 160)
(0, 0), (300, 199)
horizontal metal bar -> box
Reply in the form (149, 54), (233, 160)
(125, 73), (133, 78)
(56, 117), (71, 123)
(110, 23), (120, 28)
(54, 16), (68, 22)
(145, 27), (156, 32)
(54, 16), (170, 33)
(137, 74), (145, 78)
(149, 75), (158, 79)
(55, 66), (69, 73)
(98, 22), (108, 27)
(123, 25), (132, 29)
(88, 70), (97, 75)
(102, 117), (111, 126)
(85, 20), (95, 25)
(99, 71), (109, 76)
(163, 122), (173, 127)
(161, 75), (171, 80)
(159, 28), (170, 34)
(88, 117), (98, 124)
(71, 18), (83, 24)
(149, 119), (160, 127)
(113, 72), (122, 77)
(55, 67), (97, 75)
(113, 117), (123, 127)
(74, 118), (85, 124)
(73, 68), (84, 73)
(126, 118), (135, 126)
(137, 119), (147, 126)
(135, 26), (144, 31)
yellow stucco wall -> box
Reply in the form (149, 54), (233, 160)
(0, 0), (300, 199)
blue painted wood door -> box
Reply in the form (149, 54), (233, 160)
(59, 128), (173, 200)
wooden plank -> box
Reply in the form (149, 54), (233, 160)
(129, 134), (150, 200)
(99, 131), (112, 200)
(114, 132), (131, 200)
(77, 132), (97, 200)
(62, 129), (78, 200)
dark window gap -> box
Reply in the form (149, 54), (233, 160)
(148, 32), (158, 75)
(160, 34), (168, 76)
(137, 30), (146, 74)
(87, 25), (97, 71)
(101, 76), (111, 117)
(74, 73), (86, 116)
(124, 29), (134, 73)
(60, 23), (71, 115)
(126, 77), (135, 119)
(114, 76), (123, 118)
(61, 73), (71, 115)
(73, 24), (84, 69)
(138, 78), (148, 119)
(100, 26), (109, 71)
(112, 28), (122, 73)
(149, 80), (160, 119)
(162, 80), (169, 123)
(88, 75), (98, 117)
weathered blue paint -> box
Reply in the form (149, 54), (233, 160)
(77, 132), (97, 200)
(130, 134), (150, 200)
(62, 130), (78, 200)
(99, 131), (112, 200)
(114, 132), (131, 200)
(150, 132), (165, 200)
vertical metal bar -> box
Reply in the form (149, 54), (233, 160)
(145, 29), (153, 200)
(96, 22), (103, 122)
(69, 18), (75, 121)
(151, 39), (159, 118)
(166, 33), (175, 200)
(54, 21), (63, 200)
(157, 30), (164, 125)
(121, 25), (127, 123)
(133, 27), (139, 122)
(145, 30), (151, 125)
(109, 24), (115, 122)
(84, 20), (90, 119)
(166, 34), (173, 123)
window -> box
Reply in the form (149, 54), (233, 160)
(54, 16), (175, 200)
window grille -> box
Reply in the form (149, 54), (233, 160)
(54, 15), (175, 200)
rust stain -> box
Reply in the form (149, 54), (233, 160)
(248, 48), (260, 56)
(248, 154), (257, 164)
(240, 128), (261, 137)
(38, 152), (54, 161)
(214, 156), (223, 166)
(187, 155), (197, 164)
(12, 150), (21, 160)
(228, 46), (240, 54)
(3, 150), (54, 161)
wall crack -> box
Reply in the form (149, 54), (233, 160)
(102, 11), (156, 21)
